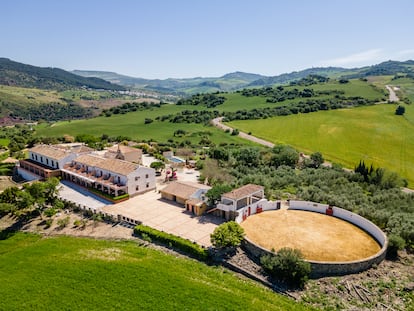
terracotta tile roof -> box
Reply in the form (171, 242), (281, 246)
(69, 145), (95, 154)
(74, 154), (139, 176)
(30, 144), (94, 161)
(160, 181), (211, 200)
(222, 184), (264, 200)
(107, 144), (142, 155)
(54, 143), (94, 154)
(30, 145), (70, 160)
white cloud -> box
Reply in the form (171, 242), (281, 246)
(320, 49), (384, 67)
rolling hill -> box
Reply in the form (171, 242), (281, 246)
(74, 60), (414, 94)
(73, 70), (266, 94)
(0, 58), (125, 91)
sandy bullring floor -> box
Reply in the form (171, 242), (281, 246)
(241, 210), (381, 262)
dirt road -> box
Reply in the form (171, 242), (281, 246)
(211, 117), (275, 148)
(386, 85), (400, 102)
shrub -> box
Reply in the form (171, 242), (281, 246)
(141, 232), (152, 243)
(260, 248), (311, 288)
(134, 225), (208, 260)
(43, 208), (57, 217)
(92, 214), (103, 226)
(387, 234), (406, 259)
(395, 105), (405, 115)
(210, 221), (245, 249)
(45, 219), (53, 229)
(57, 216), (70, 229)
(73, 219), (87, 229)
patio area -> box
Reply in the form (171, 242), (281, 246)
(102, 190), (223, 247)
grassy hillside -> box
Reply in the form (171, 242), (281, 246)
(0, 233), (311, 311)
(0, 85), (64, 105)
(219, 79), (386, 112)
(35, 104), (253, 146)
(0, 85), (94, 121)
(0, 85), (143, 121)
(227, 104), (414, 186)
(0, 58), (125, 91)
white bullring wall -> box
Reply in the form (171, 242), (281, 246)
(242, 200), (388, 277)
(288, 200), (387, 246)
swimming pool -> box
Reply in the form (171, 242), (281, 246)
(169, 156), (185, 163)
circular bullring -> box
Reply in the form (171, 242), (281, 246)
(240, 202), (387, 276)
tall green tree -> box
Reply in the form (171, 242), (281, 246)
(310, 152), (324, 168)
(271, 145), (299, 168)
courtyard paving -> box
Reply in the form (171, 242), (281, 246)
(58, 168), (220, 247)
(102, 189), (223, 247)
(58, 180), (112, 210)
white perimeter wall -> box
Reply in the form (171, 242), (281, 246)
(289, 200), (386, 246)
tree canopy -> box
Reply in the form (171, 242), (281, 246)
(210, 221), (245, 249)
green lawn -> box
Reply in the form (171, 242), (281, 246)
(227, 104), (414, 186)
(0, 233), (312, 311)
(35, 104), (254, 146)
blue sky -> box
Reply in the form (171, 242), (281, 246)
(2, 0), (414, 78)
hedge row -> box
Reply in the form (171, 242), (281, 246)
(89, 188), (129, 202)
(134, 224), (208, 260)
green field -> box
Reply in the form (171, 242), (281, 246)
(35, 78), (386, 143)
(0, 233), (311, 310)
(227, 104), (414, 186)
(35, 104), (253, 146)
(219, 79), (386, 111)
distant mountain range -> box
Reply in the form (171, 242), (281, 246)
(73, 60), (414, 94)
(0, 58), (125, 91)
(1, 57), (413, 95)
(72, 70), (266, 95)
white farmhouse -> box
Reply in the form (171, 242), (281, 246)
(18, 144), (93, 181)
(61, 154), (155, 197)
